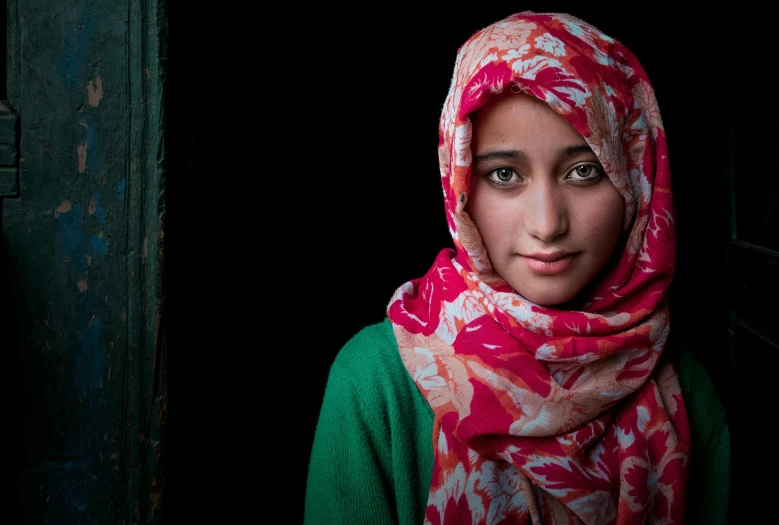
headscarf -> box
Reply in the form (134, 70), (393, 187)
(386, 12), (689, 525)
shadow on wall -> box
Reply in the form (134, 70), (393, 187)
(3, 232), (49, 524)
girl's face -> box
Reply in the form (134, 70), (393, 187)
(467, 92), (625, 307)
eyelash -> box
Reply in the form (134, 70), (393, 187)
(484, 163), (605, 187)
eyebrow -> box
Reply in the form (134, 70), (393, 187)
(473, 144), (595, 164)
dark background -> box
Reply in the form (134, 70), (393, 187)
(165, 6), (775, 521)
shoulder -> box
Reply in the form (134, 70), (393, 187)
(307, 319), (435, 524)
(667, 346), (731, 523)
(326, 318), (432, 418)
(670, 347), (729, 431)
(332, 318), (403, 376)
(328, 318), (407, 394)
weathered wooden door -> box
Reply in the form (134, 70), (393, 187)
(5, 1), (167, 522)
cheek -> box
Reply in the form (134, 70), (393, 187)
(468, 186), (519, 252)
(581, 189), (625, 254)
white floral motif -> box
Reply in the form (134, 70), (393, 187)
(466, 72), (507, 100)
(629, 112), (648, 134)
(560, 19), (585, 37)
(604, 311), (632, 327)
(560, 16), (613, 43)
(652, 321), (670, 352)
(638, 238), (652, 263)
(395, 327), (474, 416)
(543, 82), (592, 113)
(487, 290), (554, 335)
(518, 456), (619, 523)
(453, 216), (493, 274)
(448, 222), (459, 242)
(655, 361), (681, 415)
(511, 55), (562, 79)
(454, 123), (473, 167)
(536, 343), (558, 360)
(593, 47), (615, 67)
(629, 168), (652, 207)
(439, 52), (461, 134)
(437, 425), (449, 454)
(436, 289), (488, 345)
(618, 456), (650, 512)
(388, 281), (426, 325)
(429, 462), (469, 522)
(633, 80), (664, 140)
(618, 423), (636, 449)
(479, 52), (499, 69)
(535, 33), (567, 56)
(616, 61), (636, 79)
(502, 44), (530, 60)
(515, 405), (559, 435)
(412, 348), (447, 390)
(477, 462), (527, 524)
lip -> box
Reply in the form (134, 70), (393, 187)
(520, 252), (579, 274)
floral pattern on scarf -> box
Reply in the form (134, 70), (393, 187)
(387, 12), (688, 525)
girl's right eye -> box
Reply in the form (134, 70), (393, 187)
(486, 167), (520, 186)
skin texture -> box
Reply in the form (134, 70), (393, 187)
(467, 91), (625, 307)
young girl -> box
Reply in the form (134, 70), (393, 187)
(304, 11), (730, 525)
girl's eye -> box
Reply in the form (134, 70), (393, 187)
(487, 167), (520, 185)
(567, 163), (604, 182)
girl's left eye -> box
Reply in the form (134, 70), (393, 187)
(567, 164), (604, 182)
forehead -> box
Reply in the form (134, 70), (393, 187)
(470, 92), (588, 151)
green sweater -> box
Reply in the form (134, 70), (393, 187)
(304, 319), (730, 524)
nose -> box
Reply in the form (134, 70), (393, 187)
(523, 180), (568, 242)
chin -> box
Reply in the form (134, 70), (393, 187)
(528, 295), (575, 307)
(513, 283), (584, 308)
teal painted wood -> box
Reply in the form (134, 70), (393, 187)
(0, 101), (19, 165)
(5, 0), (167, 522)
(0, 100), (20, 197)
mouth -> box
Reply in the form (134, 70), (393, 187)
(520, 252), (579, 274)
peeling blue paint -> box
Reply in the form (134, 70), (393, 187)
(62, 14), (96, 94)
(117, 178), (125, 200)
(73, 311), (106, 393)
(90, 192), (106, 224)
(40, 456), (94, 518)
(85, 120), (100, 177)
(88, 234), (108, 255)
(55, 203), (89, 280)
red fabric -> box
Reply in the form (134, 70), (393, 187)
(386, 12), (689, 525)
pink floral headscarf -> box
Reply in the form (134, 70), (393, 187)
(387, 12), (688, 525)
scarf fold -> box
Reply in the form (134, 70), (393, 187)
(386, 12), (689, 525)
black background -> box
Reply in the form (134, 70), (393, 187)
(165, 6), (774, 522)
